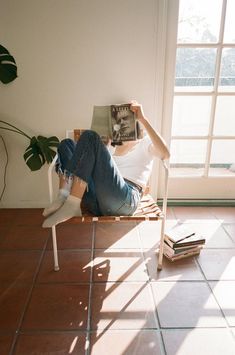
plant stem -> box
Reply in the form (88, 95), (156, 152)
(0, 120), (31, 140)
(0, 126), (30, 138)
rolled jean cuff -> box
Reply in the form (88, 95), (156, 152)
(56, 166), (88, 191)
(55, 165), (74, 180)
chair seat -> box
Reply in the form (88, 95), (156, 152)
(69, 194), (164, 223)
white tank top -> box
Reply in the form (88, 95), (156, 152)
(111, 136), (154, 187)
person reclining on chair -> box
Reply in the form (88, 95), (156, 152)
(42, 101), (170, 228)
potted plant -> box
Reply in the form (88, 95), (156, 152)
(0, 44), (17, 84)
(0, 44), (60, 171)
(0, 120), (60, 171)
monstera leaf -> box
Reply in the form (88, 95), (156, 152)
(0, 120), (60, 171)
(0, 44), (17, 84)
(24, 135), (60, 171)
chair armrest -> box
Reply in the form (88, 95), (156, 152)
(48, 153), (58, 203)
(161, 159), (169, 218)
(157, 159), (169, 270)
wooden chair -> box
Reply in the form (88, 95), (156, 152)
(47, 129), (169, 271)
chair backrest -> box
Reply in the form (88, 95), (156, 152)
(74, 129), (85, 141)
(66, 129), (85, 140)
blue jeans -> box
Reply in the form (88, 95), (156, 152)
(55, 130), (141, 216)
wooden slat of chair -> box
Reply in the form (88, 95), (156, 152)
(69, 193), (163, 223)
(48, 129), (169, 272)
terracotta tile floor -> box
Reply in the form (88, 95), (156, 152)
(0, 207), (235, 355)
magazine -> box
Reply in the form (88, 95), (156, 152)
(91, 104), (141, 143)
(110, 104), (137, 142)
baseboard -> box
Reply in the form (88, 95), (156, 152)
(0, 202), (46, 208)
(1, 199), (235, 209)
(157, 199), (235, 207)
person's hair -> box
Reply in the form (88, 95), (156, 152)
(111, 141), (123, 146)
(136, 121), (144, 139)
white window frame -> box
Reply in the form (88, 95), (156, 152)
(157, 0), (235, 201)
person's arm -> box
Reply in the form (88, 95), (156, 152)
(130, 101), (170, 160)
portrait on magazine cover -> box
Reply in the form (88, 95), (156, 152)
(110, 104), (137, 142)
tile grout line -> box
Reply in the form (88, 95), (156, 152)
(3, 209), (235, 353)
(221, 222), (235, 245)
(165, 205), (235, 339)
(85, 221), (96, 355)
(136, 221), (167, 355)
(195, 257), (234, 333)
(9, 224), (50, 355)
(170, 206), (177, 221)
(159, 206), (235, 350)
(88, 223), (162, 349)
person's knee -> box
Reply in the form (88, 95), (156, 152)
(60, 138), (73, 145)
(81, 130), (100, 140)
(58, 138), (75, 154)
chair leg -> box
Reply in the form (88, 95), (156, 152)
(157, 218), (165, 270)
(51, 225), (60, 271)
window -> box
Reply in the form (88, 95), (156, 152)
(170, 0), (235, 178)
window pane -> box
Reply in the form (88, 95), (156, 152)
(170, 166), (205, 177)
(172, 96), (211, 136)
(170, 140), (207, 164)
(175, 48), (217, 92)
(170, 140), (207, 177)
(209, 140), (235, 176)
(177, 0), (222, 43)
(224, 0), (235, 43)
(214, 96), (235, 135)
(218, 48), (235, 92)
(210, 139), (235, 163)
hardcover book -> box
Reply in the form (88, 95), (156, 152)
(164, 249), (201, 262)
(163, 224), (205, 262)
(91, 104), (141, 143)
(163, 241), (203, 258)
(164, 224), (205, 249)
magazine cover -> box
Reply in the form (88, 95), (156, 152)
(110, 104), (137, 142)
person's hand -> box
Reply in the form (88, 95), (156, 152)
(101, 136), (111, 146)
(130, 100), (147, 124)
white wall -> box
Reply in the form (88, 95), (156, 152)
(0, 0), (161, 207)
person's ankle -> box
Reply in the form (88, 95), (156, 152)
(42, 192), (68, 217)
(59, 188), (70, 198)
(42, 195), (82, 228)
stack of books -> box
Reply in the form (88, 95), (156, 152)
(164, 224), (206, 262)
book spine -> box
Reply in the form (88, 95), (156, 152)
(164, 250), (201, 262)
(164, 242), (202, 257)
(164, 236), (205, 249)
(173, 240), (205, 248)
